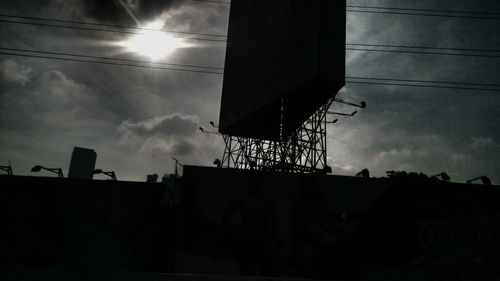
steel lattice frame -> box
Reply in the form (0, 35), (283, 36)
(221, 97), (335, 173)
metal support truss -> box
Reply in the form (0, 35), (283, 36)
(221, 97), (335, 174)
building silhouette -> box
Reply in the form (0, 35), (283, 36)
(67, 147), (97, 179)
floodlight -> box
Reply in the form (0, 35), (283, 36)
(324, 165), (332, 174)
(467, 176), (491, 185)
(356, 168), (370, 178)
(93, 169), (117, 180)
(31, 165), (64, 178)
(31, 165), (42, 172)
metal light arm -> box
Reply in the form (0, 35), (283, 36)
(102, 171), (117, 181)
(334, 98), (366, 108)
(172, 157), (184, 177)
(93, 169), (117, 180)
(0, 165), (13, 176)
(199, 127), (221, 135)
(32, 165), (64, 178)
(328, 110), (357, 117)
(467, 176), (491, 185)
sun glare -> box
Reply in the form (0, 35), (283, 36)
(118, 20), (188, 60)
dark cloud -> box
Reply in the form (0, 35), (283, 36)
(83, 0), (185, 24)
(171, 139), (195, 155)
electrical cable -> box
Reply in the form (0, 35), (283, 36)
(3, 15), (500, 58)
(0, 47), (225, 70)
(345, 81), (500, 93)
(0, 19), (227, 43)
(0, 14), (227, 38)
(2, 49), (500, 94)
(346, 47), (500, 58)
(0, 51), (224, 75)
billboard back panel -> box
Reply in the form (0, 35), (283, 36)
(220, 0), (346, 140)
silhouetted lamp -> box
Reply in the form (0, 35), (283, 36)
(0, 165), (13, 176)
(323, 165), (332, 174)
(31, 165), (64, 178)
(213, 158), (222, 168)
(93, 169), (117, 180)
(356, 168), (370, 178)
(467, 176), (491, 185)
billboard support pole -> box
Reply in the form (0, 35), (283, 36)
(221, 97), (335, 174)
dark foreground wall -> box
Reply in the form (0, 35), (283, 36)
(180, 166), (500, 281)
(0, 175), (178, 272)
(1, 168), (500, 281)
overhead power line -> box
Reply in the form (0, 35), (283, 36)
(0, 47), (224, 70)
(346, 47), (500, 59)
(346, 76), (500, 88)
(346, 5), (500, 16)
(0, 19), (227, 43)
(0, 51), (224, 75)
(1, 48), (500, 94)
(0, 14), (227, 38)
(346, 9), (500, 20)
(2, 15), (500, 56)
(347, 43), (500, 54)
(3, 19), (500, 59)
(345, 80), (500, 93)
(192, 0), (500, 20)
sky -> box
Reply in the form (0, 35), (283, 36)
(0, 0), (499, 183)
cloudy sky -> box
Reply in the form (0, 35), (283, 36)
(0, 0), (499, 183)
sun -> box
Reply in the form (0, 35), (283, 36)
(118, 20), (188, 60)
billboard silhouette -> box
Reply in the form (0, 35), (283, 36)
(219, 0), (346, 140)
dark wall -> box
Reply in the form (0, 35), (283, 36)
(179, 166), (500, 281)
(2, 169), (500, 281)
(0, 175), (178, 272)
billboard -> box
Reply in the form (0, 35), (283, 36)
(68, 146), (97, 179)
(219, 0), (346, 140)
